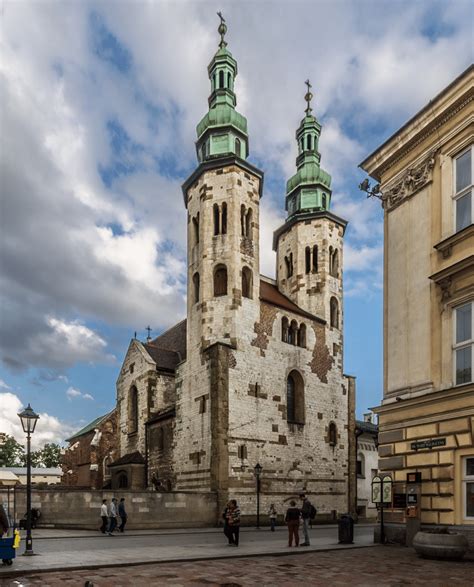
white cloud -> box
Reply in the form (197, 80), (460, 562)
(66, 387), (94, 401)
(0, 379), (11, 390)
(0, 393), (73, 448)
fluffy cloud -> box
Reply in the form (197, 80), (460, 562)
(66, 387), (94, 401)
(0, 0), (470, 379)
(0, 392), (73, 448)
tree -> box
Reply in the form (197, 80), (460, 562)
(0, 435), (25, 466)
(39, 443), (62, 468)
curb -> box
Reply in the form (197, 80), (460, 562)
(0, 543), (377, 579)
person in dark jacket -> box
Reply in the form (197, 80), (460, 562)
(226, 499), (241, 546)
(118, 498), (127, 532)
(222, 501), (233, 545)
(285, 500), (300, 547)
(0, 504), (9, 536)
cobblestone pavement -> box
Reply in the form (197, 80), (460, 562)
(1, 545), (473, 587)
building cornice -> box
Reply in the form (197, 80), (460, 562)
(182, 156), (264, 207)
(429, 254), (474, 301)
(272, 210), (348, 250)
(434, 223), (474, 258)
(359, 65), (474, 181)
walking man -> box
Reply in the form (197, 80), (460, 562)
(299, 493), (312, 546)
(100, 499), (108, 534)
(118, 498), (127, 533)
(226, 499), (241, 546)
(108, 498), (118, 535)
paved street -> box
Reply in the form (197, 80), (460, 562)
(1, 545), (473, 586)
(0, 525), (374, 577)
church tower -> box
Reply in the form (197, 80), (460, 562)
(182, 14), (263, 356)
(273, 83), (347, 341)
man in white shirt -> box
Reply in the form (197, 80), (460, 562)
(100, 499), (108, 534)
(108, 498), (118, 535)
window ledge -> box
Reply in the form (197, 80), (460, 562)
(434, 224), (474, 258)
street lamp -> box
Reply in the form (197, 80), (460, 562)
(18, 403), (39, 556)
(254, 463), (263, 529)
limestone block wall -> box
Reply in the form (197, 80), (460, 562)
(357, 432), (378, 519)
(2, 488), (217, 529)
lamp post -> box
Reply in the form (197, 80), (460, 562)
(254, 463), (263, 529)
(18, 403), (39, 556)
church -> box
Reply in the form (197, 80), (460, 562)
(67, 16), (357, 521)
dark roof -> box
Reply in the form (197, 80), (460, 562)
(146, 407), (176, 425)
(109, 451), (145, 467)
(66, 412), (112, 443)
(144, 320), (187, 372)
(259, 279), (325, 323)
(356, 420), (378, 435)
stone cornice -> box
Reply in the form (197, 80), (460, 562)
(360, 66), (474, 179)
(272, 210), (348, 250)
(429, 254), (474, 301)
(434, 224), (474, 258)
(380, 150), (437, 212)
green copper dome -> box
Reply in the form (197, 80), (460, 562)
(195, 15), (249, 163)
(285, 82), (332, 218)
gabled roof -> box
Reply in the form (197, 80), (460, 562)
(259, 278), (325, 324)
(143, 319), (187, 373)
(66, 411), (113, 443)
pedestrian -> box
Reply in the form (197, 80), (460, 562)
(118, 498), (127, 533)
(285, 500), (300, 547)
(0, 504), (9, 537)
(268, 503), (277, 531)
(226, 499), (241, 547)
(299, 493), (313, 546)
(108, 498), (118, 536)
(222, 501), (233, 545)
(100, 499), (108, 534)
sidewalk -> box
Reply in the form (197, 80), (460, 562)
(0, 526), (375, 578)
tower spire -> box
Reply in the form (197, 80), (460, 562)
(217, 11), (227, 48)
(304, 79), (313, 115)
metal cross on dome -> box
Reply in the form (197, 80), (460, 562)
(145, 326), (152, 341)
(217, 11), (227, 48)
(304, 79), (313, 115)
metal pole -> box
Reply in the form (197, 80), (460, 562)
(256, 476), (260, 529)
(24, 431), (33, 555)
(380, 501), (384, 545)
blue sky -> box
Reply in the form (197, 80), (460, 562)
(1, 0), (472, 446)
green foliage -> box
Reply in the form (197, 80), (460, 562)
(0, 435), (25, 466)
(39, 443), (62, 468)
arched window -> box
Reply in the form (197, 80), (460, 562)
(305, 246), (311, 274)
(221, 203), (227, 234)
(322, 194), (327, 209)
(298, 323), (306, 348)
(287, 370), (305, 424)
(219, 70), (225, 88)
(300, 137), (304, 152)
(214, 72), (218, 91)
(245, 208), (253, 240)
(329, 246), (333, 275)
(330, 297), (339, 328)
(289, 320), (298, 346)
(213, 203), (220, 236)
(285, 256), (291, 278)
(118, 471), (128, 489)
(357, 452), (365, 477)
(289, 252), (294, 277)
(192, 214), (199, 244)
(227, 72), (231, 89)
(128, 386), (138, 434)
(329, 422), (337, 446)
(214, 265), (228, 297)
(281, 317), (289, 343)
(242, 266), (252, 299)
(306, 134), (311, 150)
(103, 455), (112, 480)
(235, 137), (241, 158)
(332, 249), (339, 278)
(312, 245), (318, 272)
(241, 204), (246, 236)
(193, 272), (200, 303)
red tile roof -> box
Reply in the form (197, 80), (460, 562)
(259, 279), (324, 323)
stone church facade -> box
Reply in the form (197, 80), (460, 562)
(112, 19), (357, 521)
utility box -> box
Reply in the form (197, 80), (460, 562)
(338, 514), (354, 544)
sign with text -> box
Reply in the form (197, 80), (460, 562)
(411, 438), (446, 451)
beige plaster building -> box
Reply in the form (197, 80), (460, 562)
(111, 20), (357, 522)
(361, 65), (474, 543)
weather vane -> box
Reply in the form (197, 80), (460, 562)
(304, 79), (313, 115)
(217, 11), (227, 48)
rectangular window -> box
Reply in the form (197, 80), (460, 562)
(454, 146), (473, 232)
(463, 456), (474, 520)
(454, 302), (473, 385)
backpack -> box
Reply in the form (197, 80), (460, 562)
(309, 504), (317, 519)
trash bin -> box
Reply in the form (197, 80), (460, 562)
(338, 514), (354, 544)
